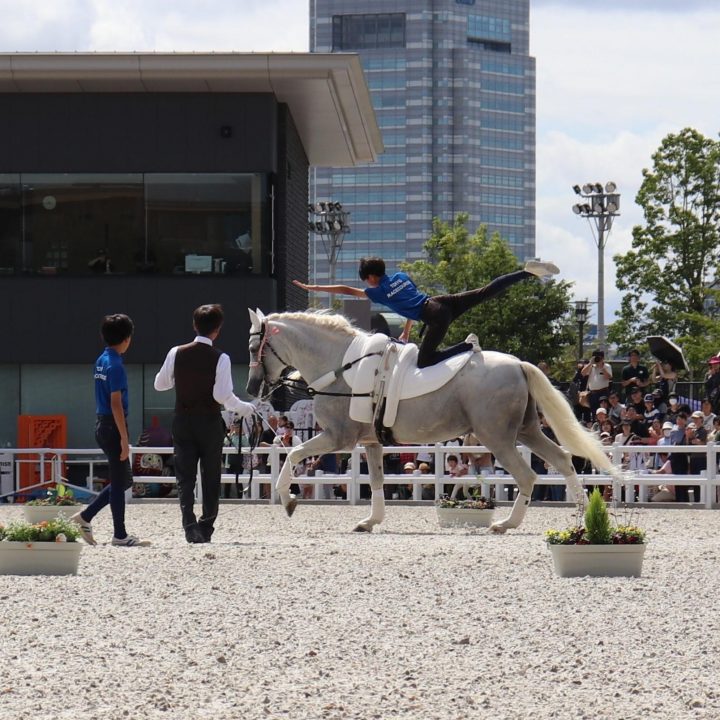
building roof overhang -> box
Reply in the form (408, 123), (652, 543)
(0, 52), (383, 167)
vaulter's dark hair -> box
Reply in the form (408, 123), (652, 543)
(358, 256), (386, 280)
(101, 313), (134, 346)
(193, 304), (224, 336)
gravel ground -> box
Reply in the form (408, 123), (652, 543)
(1, 501), (719, 720)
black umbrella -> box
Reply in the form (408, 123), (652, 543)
(646, 336), (689, 373)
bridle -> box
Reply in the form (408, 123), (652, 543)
(249, 322), (292, 400)
(249, 320), (383, 400)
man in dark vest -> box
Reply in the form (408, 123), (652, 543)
(154, 304), (254, 543)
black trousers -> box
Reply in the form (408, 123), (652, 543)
(172, 413), (226, 538)
(417, 270), (532, 368)
(84, 417), (133, 538)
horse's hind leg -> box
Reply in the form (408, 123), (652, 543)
(487, 444), (537, 534)
(518, 426), (584, 505)
(354, 443), (385, 533)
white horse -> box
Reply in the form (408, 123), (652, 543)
(247, 309), (620, 533)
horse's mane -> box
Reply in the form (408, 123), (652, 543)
(268, 310), (361, 337)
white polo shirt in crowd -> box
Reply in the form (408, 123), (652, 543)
(586, 362), (612, 391)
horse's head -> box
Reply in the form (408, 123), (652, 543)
(246, 308), (291, 397)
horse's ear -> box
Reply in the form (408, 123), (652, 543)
(255, 308), (267, 325)
(248, 308), (262, 333)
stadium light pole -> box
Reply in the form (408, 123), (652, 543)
(308, 201), (351, 306)
(571, 182), (620, 350)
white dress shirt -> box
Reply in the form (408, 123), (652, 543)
(153, 336), (255, 418)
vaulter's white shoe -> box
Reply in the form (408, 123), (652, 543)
(465, 333), (481, 352)
(525, 260), (559, 277)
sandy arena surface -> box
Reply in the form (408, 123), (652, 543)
(1, 501), (719, 720)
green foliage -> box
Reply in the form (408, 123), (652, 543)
(609, 128), (720, 372)
(401, 214), (575, 364)
(27, 483), (78, 507)
(584, 488), (612, 544)
(0, 517), (80, 542)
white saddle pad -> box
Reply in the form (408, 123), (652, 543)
(383, 344), (473, 427)
(341, 333), (474, 425)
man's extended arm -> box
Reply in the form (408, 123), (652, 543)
(214, 354), (255, 418)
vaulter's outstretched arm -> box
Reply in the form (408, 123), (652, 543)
(292, 279), (366, 298)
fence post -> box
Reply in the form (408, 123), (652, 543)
(348, 446), (360, 505)
(706, 441), (716, 509)
(269, 445), (280, 504)
(433, 443), (443, 500)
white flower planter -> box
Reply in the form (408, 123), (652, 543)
(548, 543), (646, 578)
(0, 541), (83, 576)
(22, 505), (81, 524)
(436, 507), (495, 528)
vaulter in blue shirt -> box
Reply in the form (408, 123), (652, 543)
(293, 255), (559, 368)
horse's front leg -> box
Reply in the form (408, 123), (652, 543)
(276, 432), (341, 518)
(276, 456), (298, 516)
(354, 443), (385, 533)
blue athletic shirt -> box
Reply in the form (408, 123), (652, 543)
(364, 272), (429, 320)
(94, 348), (128, 416)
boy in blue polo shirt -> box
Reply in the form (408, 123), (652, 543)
(293, 256), (558, 367)
(71, 314), (146, 546)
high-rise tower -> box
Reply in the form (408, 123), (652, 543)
(309, 0), (536, 283)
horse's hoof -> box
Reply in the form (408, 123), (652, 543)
(489, 523), (508, 534)
(352, 524), (372, 533)
(285, 499), (298, 518)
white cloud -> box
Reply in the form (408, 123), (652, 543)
(532, 4), (720, 324)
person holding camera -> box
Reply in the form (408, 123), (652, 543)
(581, 348), (613, 414)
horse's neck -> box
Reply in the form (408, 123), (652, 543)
(282, 323), (354, 380)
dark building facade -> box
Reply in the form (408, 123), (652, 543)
(0, 53), (381, 446)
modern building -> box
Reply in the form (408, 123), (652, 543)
(0, 52), (381, 446)
(309, 0), (536, 283)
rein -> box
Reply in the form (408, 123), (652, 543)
(250, 323), (383, 399)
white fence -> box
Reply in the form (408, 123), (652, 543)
(1, 442), (719, 508)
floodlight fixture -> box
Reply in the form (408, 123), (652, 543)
(571, 181), (621, 351)
(572, 184), (582, 195)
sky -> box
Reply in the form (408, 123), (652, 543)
(1, 0), (719, 326)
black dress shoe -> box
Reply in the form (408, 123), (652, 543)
(198, 525), (214, 542)
(185, 526), (206, 543)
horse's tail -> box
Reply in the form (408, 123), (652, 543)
(520, 362), (622, 480)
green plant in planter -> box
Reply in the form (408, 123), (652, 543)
(545, 488), (646, 545)
(27, 483), (78, 507)
(585, 487), (612, 544)
(0, 517), (81, 543)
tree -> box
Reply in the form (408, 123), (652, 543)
(609, 128), (720, 366)
(400, 214), (574, 366)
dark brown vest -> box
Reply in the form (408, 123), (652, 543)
(173, 342), (223, 415)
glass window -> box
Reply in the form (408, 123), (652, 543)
(333, 13), (405, 50)
(145, 174), (268, 276)
(0, 173), (270, 276)
(20, 174), (144, 275)
(0, 175), (21, 274)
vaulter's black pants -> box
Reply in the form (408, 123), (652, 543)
(171, 413), (226, 539)
(417, 269), (532, 368)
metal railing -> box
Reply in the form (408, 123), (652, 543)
(1, 442), (718, 508)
